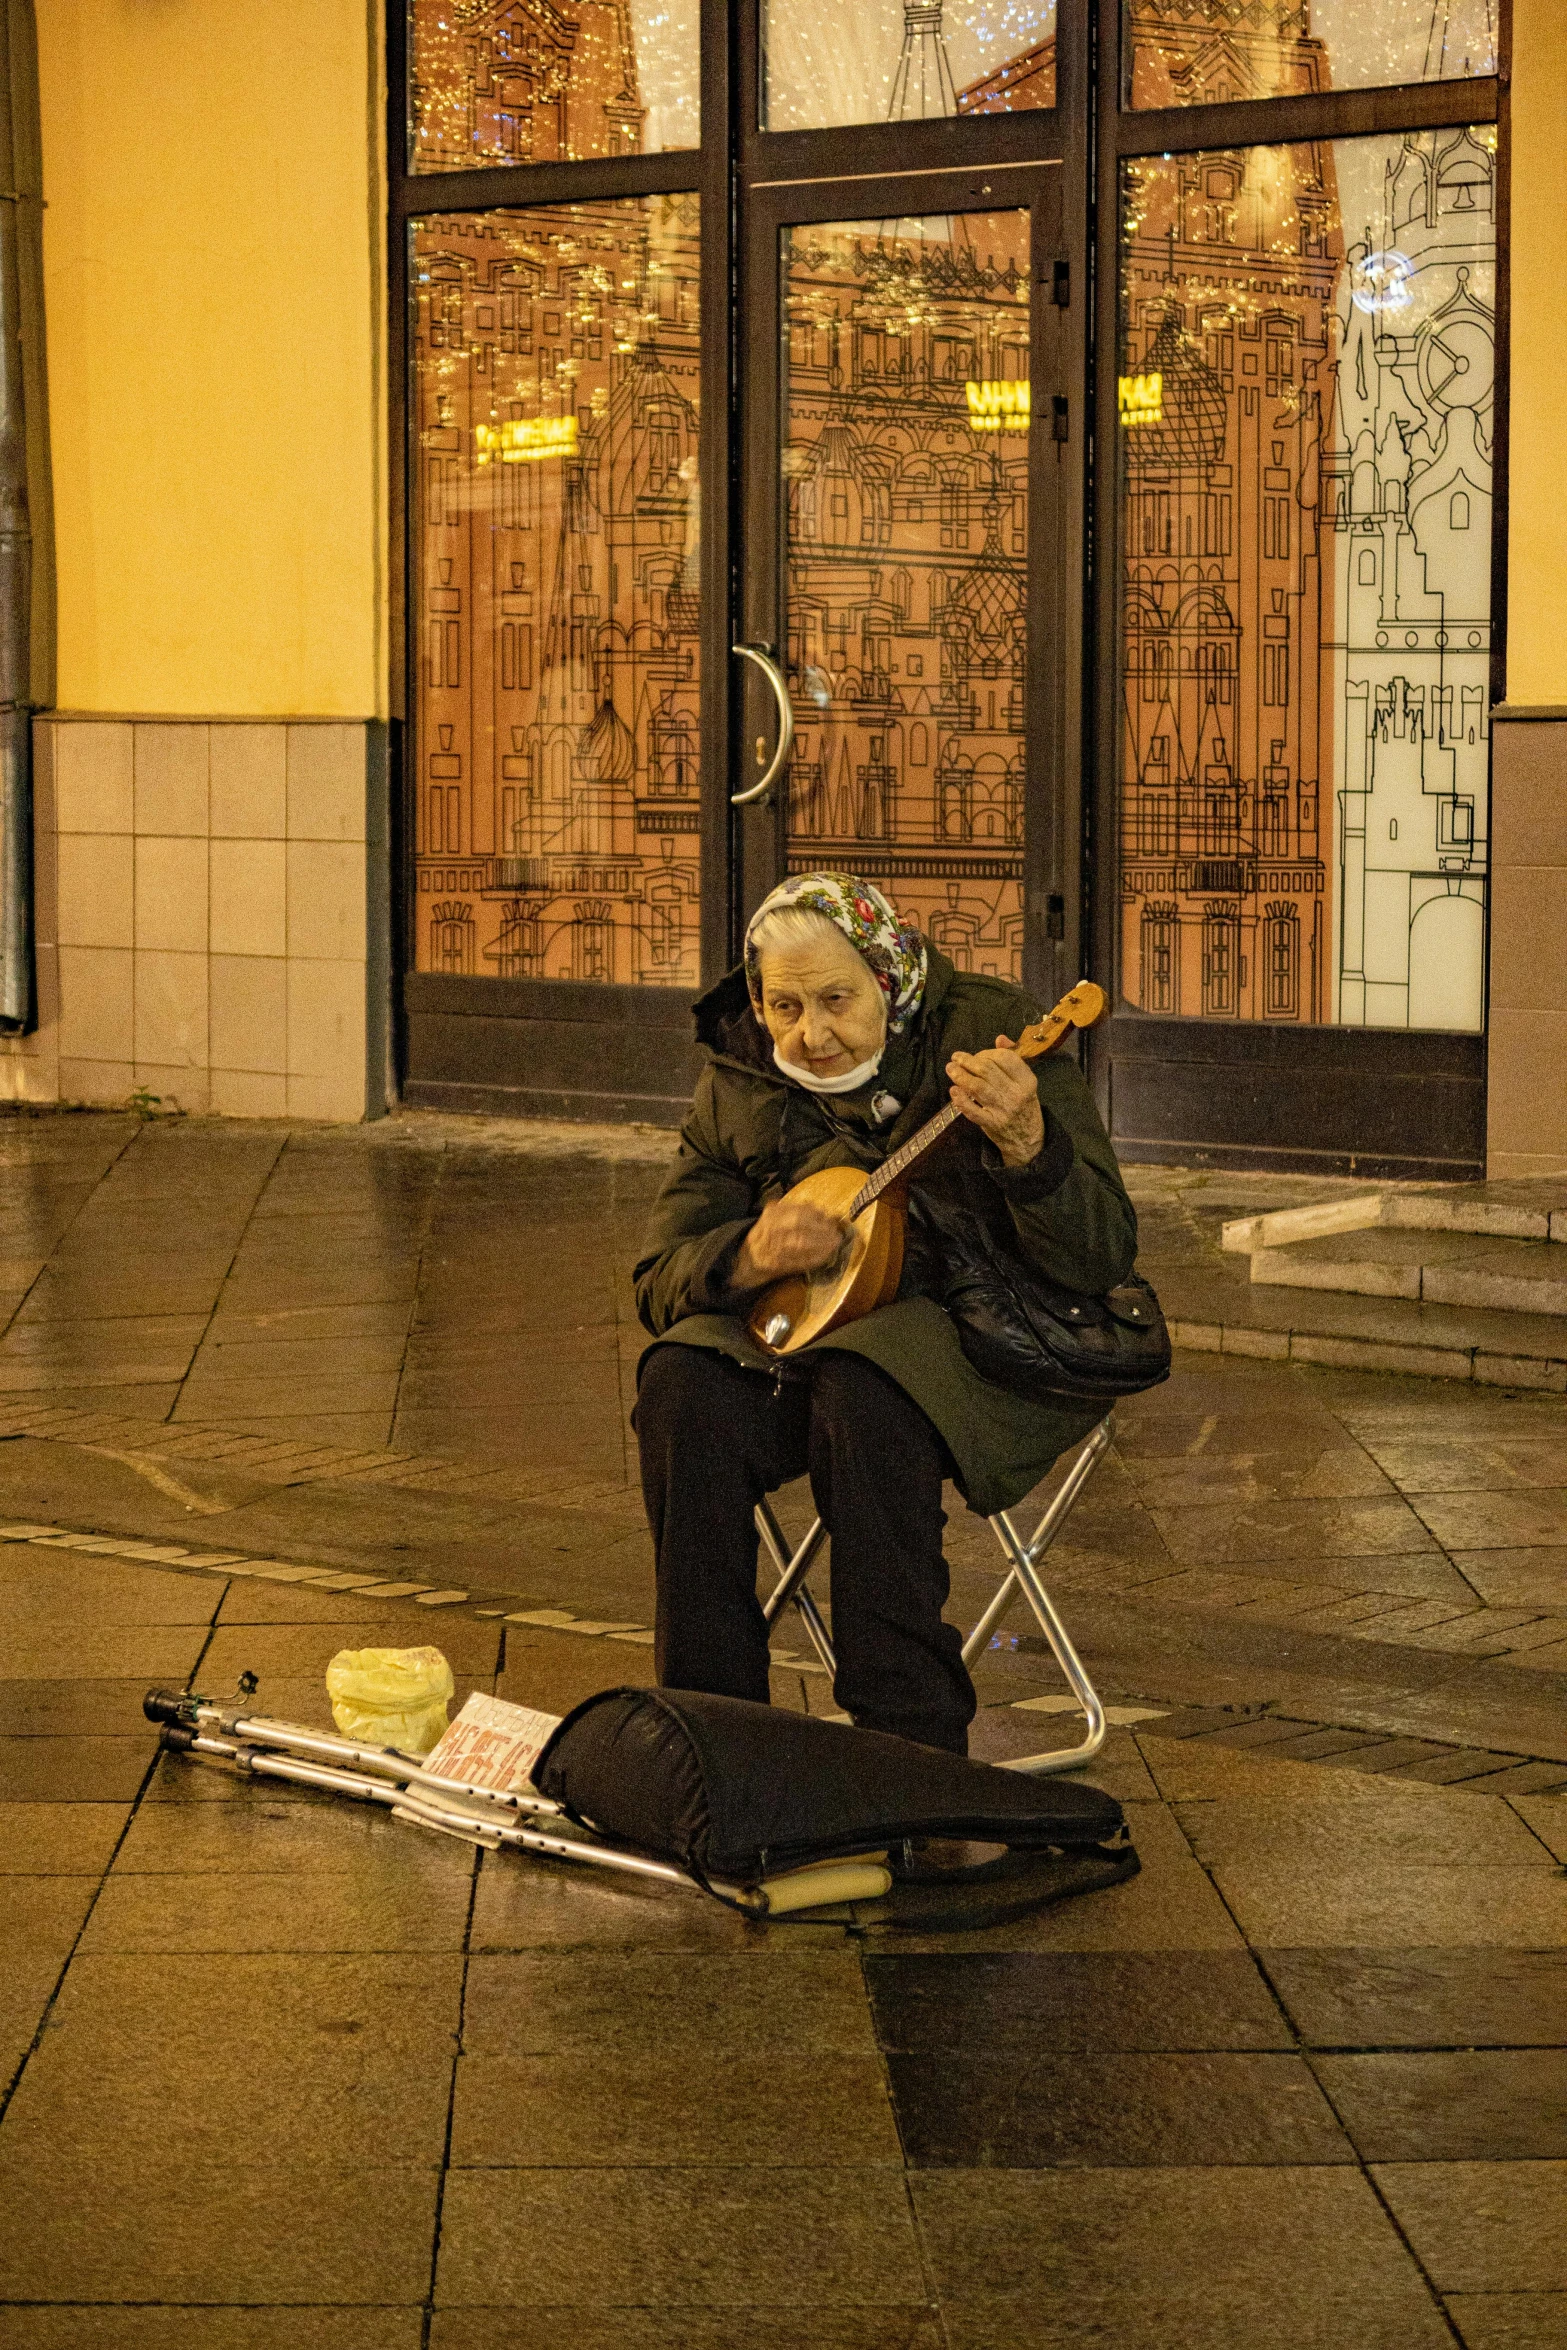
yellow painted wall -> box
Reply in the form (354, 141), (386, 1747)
(35, 0), (384, 717)
(28, 5), (1560, 717)
(1506, 0), (1567, 706)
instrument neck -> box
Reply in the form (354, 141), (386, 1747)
(849, 1099), (963, 1218)
(846, 1010), (1071, 1219)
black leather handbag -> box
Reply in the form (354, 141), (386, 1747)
(914, 1189), (1172, 1405)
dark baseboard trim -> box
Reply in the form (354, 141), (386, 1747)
(402, 1078), (687, 1127)
(1105, 1014), (1486, 1178)
(402, 974), (703, 1129)
(1114, 1137), (1484, 1182)
(404, 971), (698, 1028)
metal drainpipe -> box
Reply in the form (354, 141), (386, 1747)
(0, 0), (30, 1033)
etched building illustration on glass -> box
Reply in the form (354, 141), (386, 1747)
(1118, 129), (1341, 1024)
(1115, 0), (1494, 1030)
(780, 212), (1033, 981)
(410, 0), (698, 170)
(411, 193), (702, 985)
(1327, 127), (1494, 1032)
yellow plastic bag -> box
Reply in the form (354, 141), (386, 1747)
(326, 1645), (455, 1755)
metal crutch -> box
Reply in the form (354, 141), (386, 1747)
(142, 1689), (768, 1910)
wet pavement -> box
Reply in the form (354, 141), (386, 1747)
(1, 1108), (1565, 2346)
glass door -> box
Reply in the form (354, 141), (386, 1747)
(734, 165), (1081, 1006)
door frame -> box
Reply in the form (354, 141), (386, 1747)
(731, 159), (1085, 1007)
(1083, 0), (1508, 1176)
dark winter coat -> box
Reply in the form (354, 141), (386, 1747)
(633, 948), (1138, 1517)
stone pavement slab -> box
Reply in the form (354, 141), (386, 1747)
(1444, 2296), (1567, 2349)
(0, 2316), (426, 2350)
(1374, 2162), (1567, 2294)
(912, 2166), (1455, 2345)
(434, 2166), (928, 2310)
(430, 2319), (945, 2350)
(1260, 1948), (1567, 2049)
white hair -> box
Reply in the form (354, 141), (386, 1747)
(748, 906), (849, 961)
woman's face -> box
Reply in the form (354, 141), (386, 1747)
(757, 925), (888, 1078)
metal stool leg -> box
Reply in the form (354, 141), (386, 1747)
(756, 1415), (1114, 1769)
(756, 1498), (836, 1675)
(960, 1414), (1114, 1775)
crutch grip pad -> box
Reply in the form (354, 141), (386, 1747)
(144, 1689), (197, 1726)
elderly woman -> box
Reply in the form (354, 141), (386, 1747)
(633, 872), (1136, 1756)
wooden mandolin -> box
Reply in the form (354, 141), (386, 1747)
(747, 979), (1107, 1357)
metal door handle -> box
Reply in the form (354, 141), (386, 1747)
(731, 642), (794, 806)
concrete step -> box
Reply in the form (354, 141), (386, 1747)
(1250, 1228), (1567, 1319)
(1223, 1178), (1567, 1257)
(1156, 1260), (1567, 1388)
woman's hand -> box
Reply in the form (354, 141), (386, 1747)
(946, 1034), (1046, 1168)
(735, 1196), (846, 1285)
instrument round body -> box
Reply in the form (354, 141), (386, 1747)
(746, 1166), (905, 1357)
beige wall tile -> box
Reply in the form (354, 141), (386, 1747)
(1490, 866), (1567, 1013)
(134, 837), (209, 954)
(1489, 1149), (1567, 1178)
(0, 1060), (61, 1105)
(210, 725), (287, 839)
(31, 725), (57, 948)
(1493, 719), (1567, 871)
(57, 1057), (134, 1106)
(31, 940), (60, 1041)
(58, 945), (134, 1064)
(56, 834), (134, 950)
(285, 1070), (365, 1121)
(133, 724), (209, 837)
(0, 957), (60, 1105)
(287, 724), (365, 842)
(286, 838), (367, 960)
(211, 838), (286, 958)
(53, 722), (133, 834)
(133, 1063), (211, 1115)
(210, 953), (288, 1074)
(211, 1069), (288, 1119)
(1488, 1008), (1567, 1162)
(286, 955), (365, 1090)
(133, 949), (208, 1069)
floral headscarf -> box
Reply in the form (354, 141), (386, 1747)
(743, 872), (929, 1036)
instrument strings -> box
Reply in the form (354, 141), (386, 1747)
(845, 1009), (1066, 1222)
(848, 1101), (963, 1220)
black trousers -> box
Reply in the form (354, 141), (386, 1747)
(635, 1344), (977, 1754)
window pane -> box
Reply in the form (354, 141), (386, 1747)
(1126, 0), (1496, 108)
(409, 0), (698, 171)
(782, 212), (1031, 981)
(1118, 128), (1496, 1032)
(410, 199), (701, 986)
(763, 2), (1055, 132)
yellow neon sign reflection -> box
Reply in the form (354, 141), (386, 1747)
(964, 379), (1030, 432)
(1118, 372), (1163, 427)
(475, 415), (580, 465)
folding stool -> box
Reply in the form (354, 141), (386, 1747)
(756, 1412), (1114, 1775)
